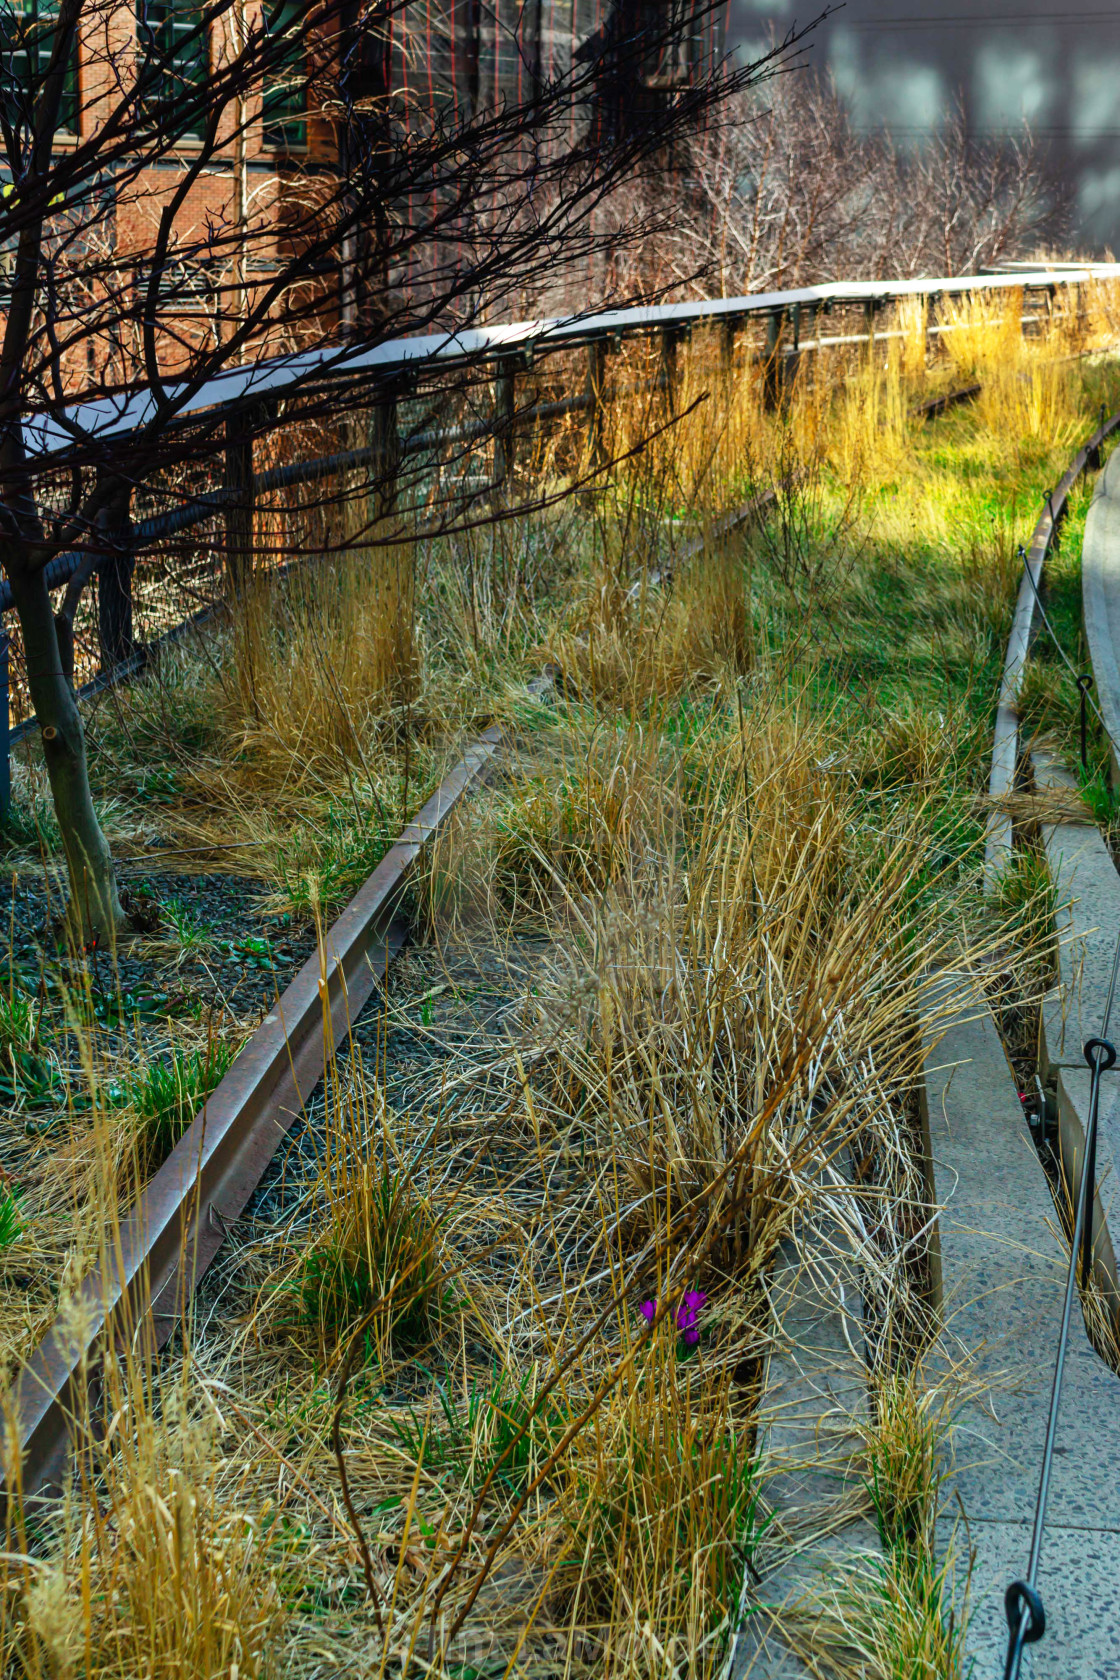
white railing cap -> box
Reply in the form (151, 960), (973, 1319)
(23, 262), (1120, 460)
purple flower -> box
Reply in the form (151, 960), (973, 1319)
(639, 1291), (707, 1346)
(675, 1290), (707, 1346)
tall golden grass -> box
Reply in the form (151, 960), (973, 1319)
(0, 276), (1115, 1678)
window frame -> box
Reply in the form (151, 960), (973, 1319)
(0, 0), (81, 139)
(261, 0), (309, 153)
(134, 0), (210, 142)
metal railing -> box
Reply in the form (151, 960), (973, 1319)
(24, 261), (1120, 459)
(3, 259), (1119, 814)
(1003, 950), (1120, 1680)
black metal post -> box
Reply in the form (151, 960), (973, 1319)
(369, 387), (400, 524)
(586, 338), (608, 474)
(1078, 674), (1092, 773)
(1081, 1036), (1116, 1287)
(719, 316), (737, 387)
(96, 479), (136, 671)
(659, 326), (680, 416)
(492, 355), (518, 490)
(783, 302), (802, 398)
(1087, 405), (1107, 471)
(224, 404), (257, 597)
(763, 308), (783, 409)
(0, 628), (9, 821)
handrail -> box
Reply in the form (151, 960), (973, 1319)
(0, 389), (595, 615)
(3, 262), (1118, 807)
(22, 262), (1120, 460)
(1002, 954), (1120, 1680)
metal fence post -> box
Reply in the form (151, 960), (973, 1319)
(586, 338), (608, 474)
(720, 316), (738, 401)
(492, 354), (518, 490)
(659, 326), (680, 416)
(783, 302), (802, 396)
(0, 627), (9, 821)
(763, 308), (784, 409)
(224, 405), (257, 597)
(97, 479), (136, 670)
(369, 386), (400, 526)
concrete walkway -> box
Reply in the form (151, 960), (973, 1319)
(733, 1226), (879, 1677)
(927, 1005), (1120, 1677)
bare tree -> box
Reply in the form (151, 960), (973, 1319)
(0, 0), (809, 941)
(630, 72), (1057, 299)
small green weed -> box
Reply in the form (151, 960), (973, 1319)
(0, 772), (61, 852)
(850, 1371), (966, 1678)
(0, 1188), (23, 1249)
(90, 985), (174, 1027)
(297, 1162), (443, 1356)
(136, 765), (183, 804)
(827, 1547), (968, 1680)
(0, 982), (59, 1108)
(866, 1370), (942, 1559)
(217, 934), (276, 972)
(387, 1368), (567, 1492)
(990, 846), (1056, 945)
(110, 1042), (235, 1167)
(269, 802), (396, 921)
(1080, 760), (1120, 830)
(581, 1402), (768, 1630)
(0, 987), (40, 1056)
(162, 896), (214, 958)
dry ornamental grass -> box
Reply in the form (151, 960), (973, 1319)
(0, 281), (1116, 1677)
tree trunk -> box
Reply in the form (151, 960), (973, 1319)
(9, 561), (125, 945)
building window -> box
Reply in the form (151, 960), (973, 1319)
(0, 0), (80, 134)
(262, 0), (307, 150)
(135, 0), (207, 137)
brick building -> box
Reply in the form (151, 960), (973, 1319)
(1, 0), (724, 394)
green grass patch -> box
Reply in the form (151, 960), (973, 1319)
(109, 1042), (235, 1168)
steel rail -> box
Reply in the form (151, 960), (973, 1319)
(911, 382), (982, 419)
(984, 409), (1120, 885)
(4, 696), (548, 1502)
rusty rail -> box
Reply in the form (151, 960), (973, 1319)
(7, 704), (539, 1500)
(985, 411), (1120, 885)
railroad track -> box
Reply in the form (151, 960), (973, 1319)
(2, 372), (1056, 1505)
(6, 693), (549, 1502)
(937, 404), (1120, 1679)
(985, 406), (1120, 883)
